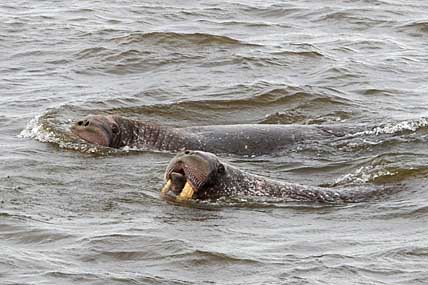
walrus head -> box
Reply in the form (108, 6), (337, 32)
(71, 115), (122, 147)
(161, 150), (225, 201)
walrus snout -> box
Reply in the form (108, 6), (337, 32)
(160, 150), (225, 201)
(71, 115), (116, 147)
(161, 157), (195, 201)
(76, 119), (90, 127)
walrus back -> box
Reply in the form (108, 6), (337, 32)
(183, 124), (331, 155)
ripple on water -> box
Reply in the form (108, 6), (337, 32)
(113, 32), (250, 47)
(0, 225), (75, 246)
(4, 1), (428, 284)
(398, 20), (428, 36)
(71, 31), (259, 75)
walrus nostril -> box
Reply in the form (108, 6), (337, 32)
(184, 150), (190, 154)
(84, 120), (90, 127)
(77, 121), (83, 126)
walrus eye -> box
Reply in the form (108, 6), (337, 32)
(112, 125), (119, 134)
(217, 164), (225, 174)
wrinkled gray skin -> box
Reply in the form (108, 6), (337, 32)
(71, 115), (357, 155)
(164, 151), (381, 203)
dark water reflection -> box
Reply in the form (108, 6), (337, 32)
(2, 0), (428, 284)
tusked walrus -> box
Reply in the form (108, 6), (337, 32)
(161, 150), (385, 203)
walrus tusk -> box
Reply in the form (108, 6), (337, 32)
(160, 179), (172, 194)
(177, 182), (194, 201)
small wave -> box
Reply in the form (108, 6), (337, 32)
(178, 85), (349, 110)
(73, 46), (179, 75)
(371, 244), (428, 265)
(333, 163), (395, 186)
(236, 3), (302, 19)
(399, 20), (428, 34)
(351, 117), (428, 136)
(261, 111), (307, 124)
(188, 249), (260, 265)
(75, 31), (249, 74)
(75, 47), (152, 62)
(405, 205), (428, 218)
(75, 47), (112, 60)
(44, 270), (178, 284)
(77, 83), (352, 125)
(315, 9), (393, 28)
(332, 153), (428, 186)
(114, 32), (250, 47)
(1, 227), (74, 245)
(167, 85), (352, 125)
(272, 50), (324, 58)
(198, 19), (273, 28)
(262, 110), (351, 125)
(198, 197), (342, 210)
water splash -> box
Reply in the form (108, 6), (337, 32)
(352, 117), (428, 137)
(18, 112), (104, 154)
(333, 164), (395, 186)
(18, 114), (55, 143)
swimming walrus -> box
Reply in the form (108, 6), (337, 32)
(71, 115), (355, 155)
(161, 150), (383, 203)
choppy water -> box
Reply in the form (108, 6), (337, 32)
(2, 1), (428, 284)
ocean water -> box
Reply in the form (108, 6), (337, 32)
(2, 1), (428, 284)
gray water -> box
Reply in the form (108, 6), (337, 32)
(2, 1), (428, 284)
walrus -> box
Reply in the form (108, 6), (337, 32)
(71, 115), (355, 155)
(161, 150), (382, 203)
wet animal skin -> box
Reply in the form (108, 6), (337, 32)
(161, 150), (380, 203)
(71, 114), (353, 155)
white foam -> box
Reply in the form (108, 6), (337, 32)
(121, 145), (141, 152)
(18, 114), (57, 143)
(352, 117), (428, 136)
(334, 164), (395, 185)
(18, 113), (100, 153)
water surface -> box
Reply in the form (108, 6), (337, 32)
(2, 1), (428, 284)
